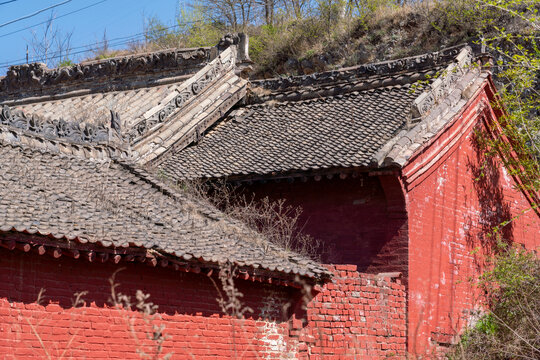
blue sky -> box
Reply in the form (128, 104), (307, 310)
(0, 0), (182, 74)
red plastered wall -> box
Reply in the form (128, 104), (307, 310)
(243, 176), (409, 276)
(404, 87), (540, 357)
(0, 247), (298, 360)
(0, 245), (409, 359)
(292, 265), (407, 360)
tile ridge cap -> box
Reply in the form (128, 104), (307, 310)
(0, 130), (128, 161)
(247, 70), (435, 105)
(0, 108), (132, 161)
(0, 47), (213, 94)
(0, 104), (129, 146)
(250, 44), (468, 91)
(372, 48), (489, 168)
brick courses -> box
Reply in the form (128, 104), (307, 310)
(0, 248), (407, 359)
(293, 265), (407, 359)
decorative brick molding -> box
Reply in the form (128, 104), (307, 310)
(410, 47), (474, 120)
(372, 48), (487, 168)
(0, 48), (212, 94)
(0, 104), (123, 145)
(129, 46), (237, 142)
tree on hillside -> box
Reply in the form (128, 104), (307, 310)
(28, 11), (73, 67)
(475, 0), (539, 193)
(448, 0), (539, 358)
(196, 0), (258, 31)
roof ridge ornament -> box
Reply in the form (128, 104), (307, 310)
(371, 46), (486, 168)
(0, 48), (212, 95)
(217, 33), (251, 63)
(110, 109), (122, 134)
(252, 44), (468, 91)
(128, 46), (237, 142)
(410, 46), (474, 120)
(0, 104), (125, 145)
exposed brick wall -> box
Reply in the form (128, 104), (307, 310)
(293, 265), (407, 359)
(243, 175), (408, 275)
(403, 87), (540, 357)
(0, 247), (297, 359)
(0, 247), (408, 359)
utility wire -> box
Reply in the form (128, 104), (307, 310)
(0, 3), (268, 68)
(0, 21), (201, 67)
(0, 0), (108, 39)
(57, 20), (203, 54)
(0, 0), (17, 6)
(0, 0), (72, 29)
(65, 1), (269, 55)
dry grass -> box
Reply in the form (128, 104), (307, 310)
(178, 179), (324, 261)
(71, 0), (535, 77)
(249, 0), (533, 77)
(76, 0), (533, 76)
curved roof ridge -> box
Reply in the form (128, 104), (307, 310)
(251, 44), (468, 92)
(0, 47), (213, 97)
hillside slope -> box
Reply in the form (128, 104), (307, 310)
(248, 1), (533, 78)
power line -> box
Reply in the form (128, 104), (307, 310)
(64, 1), (269, 56)
(0, 3), (268, 68)
(0, 0), (108, 39)
(60, 20), (201, 54)
(0, 0), (72, 29)
(0, 18), (209, 67)
(0, 21), (199, 67)
(0, 0), (17, 6)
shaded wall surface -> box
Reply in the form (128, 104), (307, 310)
(244, 176), (408, 275)
(0, 247), (408, 359)
(404, 88), (540, 357)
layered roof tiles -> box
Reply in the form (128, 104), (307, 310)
(0, 34), (490, 281)
(0, 34), (328, 283)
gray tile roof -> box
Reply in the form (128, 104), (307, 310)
(8, 81), (190, 130)
(159, 46), (487, 180)
(0, 45), (248, 167)
(160, 79), (425, 180)
(0, 138), (328, 280)
(0, 42), (486, 282)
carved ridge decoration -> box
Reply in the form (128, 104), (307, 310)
(0, 105), (123, 145)
(410, 47), (474, 120)
(128, 46), (236, 142)
(252, 45), (466, 91)
(0, 48), (212, 93)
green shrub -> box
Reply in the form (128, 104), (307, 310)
(449, 248), (540, 359)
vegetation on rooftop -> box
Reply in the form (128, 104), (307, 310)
(26, 1), (540, 356)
